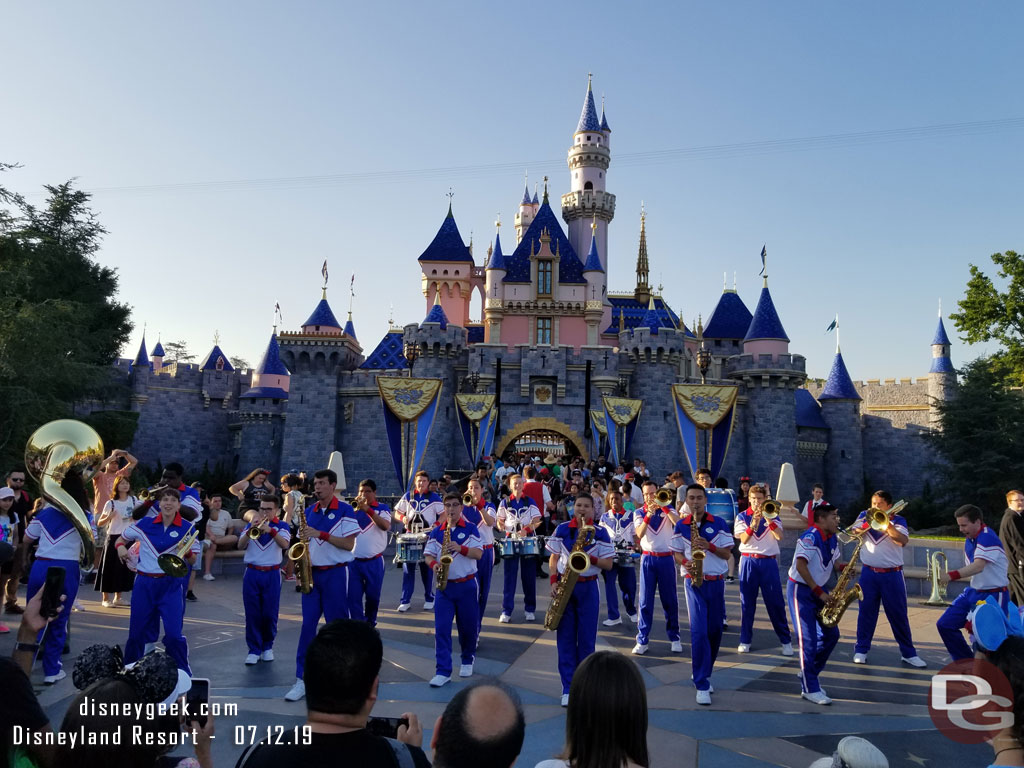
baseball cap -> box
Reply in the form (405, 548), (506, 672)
(0, 487), (15, 500)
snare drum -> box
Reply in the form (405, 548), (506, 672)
(519, 536), (540, 557)
(395, 533), (427, 564)
(613, 546), (635, 567)
(499, 537), (520, 557)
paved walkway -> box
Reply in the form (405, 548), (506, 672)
(3, 556), (991, 768)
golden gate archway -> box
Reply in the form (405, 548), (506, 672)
(494, 417), (589, 461)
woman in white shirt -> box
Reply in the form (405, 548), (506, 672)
(95, 477), (137, 607)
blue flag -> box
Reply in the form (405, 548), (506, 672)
(825, 315), (838, 333)
(759, 244), (767, 276)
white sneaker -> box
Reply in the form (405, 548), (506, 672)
(627, 613), (638, 623)
(43, 669), (67, 685)
(696, 689), (712, 705)
(631, 642), (649, 655)
(397, 602), (411, 613)
(852, 652), (867, 664)
(603, 617), (622, 627)
(101, 600), (111, 608)
(72, 601), (83, 613)
(245, 654), (259, 665)
(560, 693), (569, 707)
(802, 690), (832, 705)
(459, 663), (473, 677)
(737, 643), (751, 653)
(423, 600), (435, 610)
(144, 642), (157, 655)
(499, 613), (511, 624)
(202, 574), (215, 582)
(670, 640), (684, 653)
(429, 674), (451, 687)
(781, 643), (795, 657)
(722, 619), (729, 629)
(261, 649), (275, 662)
(902, 655), (927, 668)
(285, 679), (306, 701)
(524, 612), (535, 622)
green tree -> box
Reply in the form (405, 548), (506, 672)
(229, 356), (249, 371)
(949, 250), (1024, 384)
(162, 340), (194, 364)
(927, 358), (1024, 516)
(0, 173), (133, 466)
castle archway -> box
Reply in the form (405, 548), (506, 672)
(494, 417), (589, 461)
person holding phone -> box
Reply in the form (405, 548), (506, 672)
(239, 495), (291, 665)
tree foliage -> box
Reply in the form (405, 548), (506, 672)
(229, 356), (250, 371)
(162, 340), (194, 364)
(927, 359), (1024, 516)
(0, 171), (133, 467)
(950, 250), (1024, 385)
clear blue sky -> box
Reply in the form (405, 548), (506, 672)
(3, 2), (1021, 380)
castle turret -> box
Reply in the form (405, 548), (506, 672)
(633, 208), (651, 307)
(582, 223), (605, 346)
(243, 333), (290, 398)
(301, 290), (344, 335)
(150, 340), (165, 372)
(703, 285), (753, 359)
(343, 312), (357, 341)
(239, 332), (290, 476)
(484, 222), (507, 343)
(600, 95), (611, 149)
(129, 335), (152, 405)
(743, 276), (789, 360)
(514, 183), (536, 244)
(928, 314), (956, 426)
(418, 203), (474, 328)
(817, 350), (864, 507)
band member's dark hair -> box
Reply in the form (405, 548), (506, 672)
(640, 479), (660, 491)
(414, 470), (430, 481)
(314, 468), (337, 485)
(695, 467), (712, 478)
(260, 494), (282, 509)
(872, 490), (893, 506)
(714, 477), (729, 489)
(443, 492), (463, 504)
(685, 483), (706, 497)
(434, 680), (525, 768)
(305, 620), (383, 714)
(157, 487), (181, 502)
(164, 462), (185, 477)
(523, 466), (537, 480)
(954, 504), (983, 523)
(358, 478), (377, 492)
(572, 493), (594, 507)
(812, 483), (824, 491)
(813, 504), (838, 522)
(467, 475), (482, 486)
(668, 471), (686, 482)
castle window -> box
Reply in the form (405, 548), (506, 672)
(586, 135), (591, 141)
(584, 181), (593, 191)
(537, 317), (552, 345)
(537, 260), (552, 297)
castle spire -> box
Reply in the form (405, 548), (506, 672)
(634, 204), (651, 305)
(819, 351), (861, 401)
(576, 73), (601, 133)
(583, 218), (604, 273)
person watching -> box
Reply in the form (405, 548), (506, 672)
(201, 495), (239, 581)
(430, 681), (525, 768)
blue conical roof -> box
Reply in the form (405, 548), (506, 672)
(583, 231), (604, 272)
(704, 290), (753, 339)
(818, 352), (861, 401)
(744, 284), (790, 342)
(521, 185), (532, 205)
(200, 344), (234, 371)
(640, 298), (668, 334)
(418, 205), (474, 263)
(254, 334), (289, 376)
(933, 317), (951, 346)
(532, 189), (539, 205)
(576, 81), (601, 133)
(930, 356), (955, 374)
(423, 297), (449, 330)
(343, 313), (357, 341)
(152, 340), (165, 357)
(488, 231), (506, 272)
(505, 200), (585, 284)
(302, 297), (342, 329)
(132, 337), (152, 369)
(600, 105), (610, 132)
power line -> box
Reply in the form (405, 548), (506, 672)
(77, 117), (1024, 197)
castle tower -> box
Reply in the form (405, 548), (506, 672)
(817, 349), (864, 507)
(199, 342), (236, 406)
(484, 222), (506, 343)
(343, 312), (357, 341)
(129, 335), (152, 407)
(633, 208), (651, 307)
(150, 340), (165, 372)
(239, 332), (291, 477)
(703, 283), (753, 361)
(582, 222), (605, 346)
(514, 183), (538, 244)
(743, 276), (790, 360)
(928, 313), (956, 426)
(131, 336), (152, 372)
(418, 203), (475, 328)
(561, 75), (615, 288)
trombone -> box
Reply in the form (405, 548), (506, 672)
(158, 528), (199, 577)
(842, 500), (907, 540)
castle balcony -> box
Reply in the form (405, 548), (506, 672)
(560, 190), (616, 220)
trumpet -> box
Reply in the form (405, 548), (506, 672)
(158, 527), (199, 577)
(655, 487), (674, 507)
(462, 492), (475, 506)
(247, 519), (267, 540)
(762, 500), (781, 520)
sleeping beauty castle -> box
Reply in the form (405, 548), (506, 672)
(111, 78), (956, 507)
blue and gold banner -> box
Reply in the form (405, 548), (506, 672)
(455, 394), (496, 465)
(378, 377), (443, 493)
(602, 396), (643, 467)
(590, 409), (608, 459)
(481, 404), (498, 460)
(671, 384), (738, 479)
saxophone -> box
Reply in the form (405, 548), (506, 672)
(288, 506), (313, 594)
(690, 512), (706, 588)
(544, 515), (595, 631)
(436, 521), (453, 592)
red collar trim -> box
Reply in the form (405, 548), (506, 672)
(316, 496), (340, 514)
(568, 517), (594, 528)
(475, 499), (486, 510)
(810, 523), (833, 541)
(270, 517), (280, 525)
(443, 517), (466, 529)
(682, 513), (714, 525)
(163, 512), (183, 527)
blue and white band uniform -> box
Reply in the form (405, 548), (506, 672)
(353, 504), (391, 558)
(140, 485), (202, 519)
(395, 492), (442, 533)
(306, 498), (360, 566)
(602, 510), (635, 548)
(734, 510), (782, 557)
(965, 524), (1010, 590)
(241, 519), (290, 566)
(633, 505), (675, 553)
(497, 497), (541, 535)
(462, 502), (495, 546)
(424, 521), (482, 581)
(547, 521), (614, 579)
(119, 514), (202, 574)
(788, 526), (840, 586)
(25, 507), (83, 561)
(671, 515), (733, 577)
(462, 501), (495, 631)
(855, 510), (909, 569)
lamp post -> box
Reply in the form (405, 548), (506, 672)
(403, 341), (419, 378)
(461, 371), (480, 394)
(696, 315), (712, 384)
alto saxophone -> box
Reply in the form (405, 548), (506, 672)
(818, 533), (864, 627)
(690, 512), (705, 588)
(288, 506), (313, 594)
(436, 522), (453, 592)
(544, 515), (596, 631)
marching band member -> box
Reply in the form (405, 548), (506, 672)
(425, 493), (483, 688)
(22, 473), (90, 683)
(461, 476), (496, 632)
(632, 480), (682, 656)
(286, 468), (359, 702)
(600, 488), (637, 627)
(937, 504), (1010, 661)
(734, 484), (793, 656)
(786, 504), (843, 705)
(132, 463), (203, 522)
(347, 478), (391, 626)
(852, 490), (926, 668)
(671, 484), (734, 705)
(394, 470), (442, 613)
(497, 474), (542, 623)
(117, 487), (200, 674)
(238, 495), (290, 665)
(547, 494), (614, 707)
